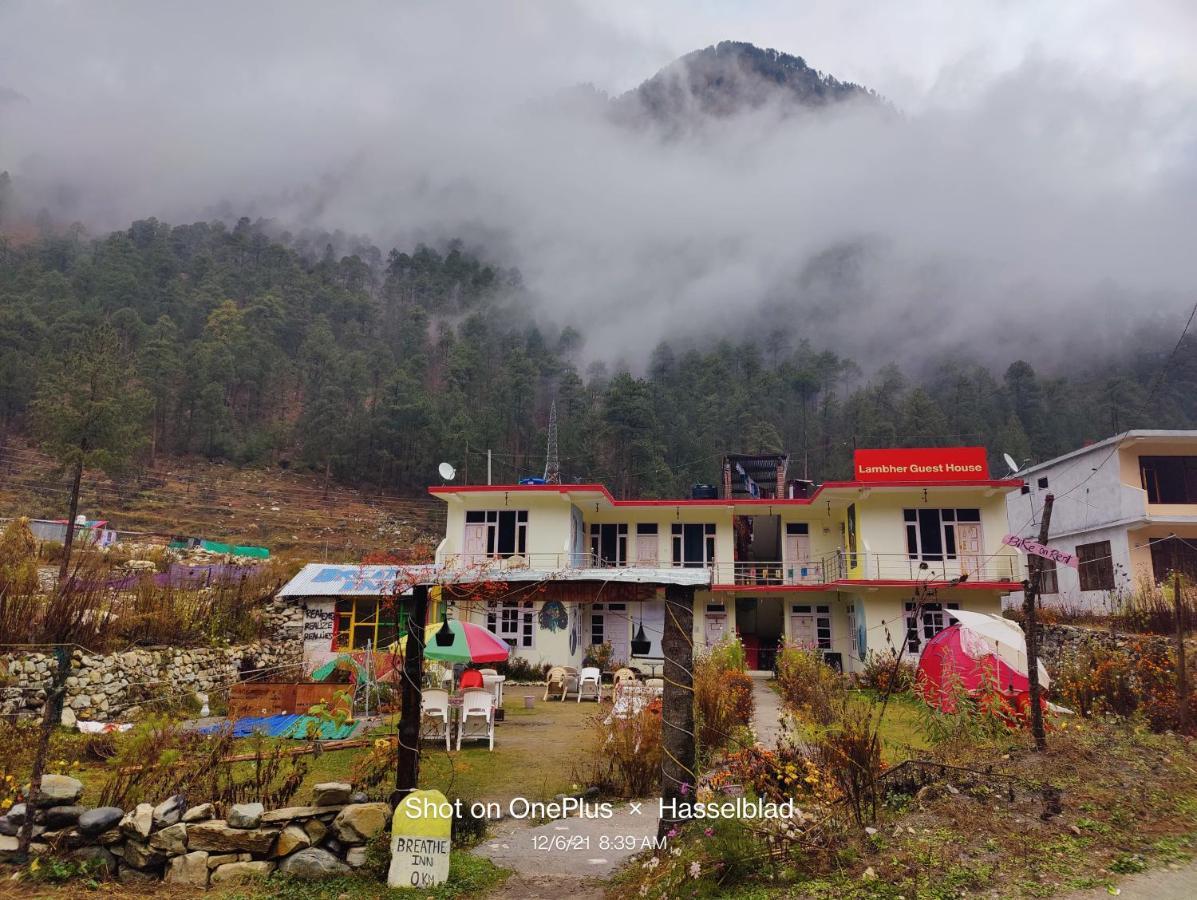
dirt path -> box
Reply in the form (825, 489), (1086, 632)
(1065, 860), (1197, 899)
(475, 802), (659, 899)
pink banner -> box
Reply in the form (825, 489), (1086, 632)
(1002, 534), (1078, 568)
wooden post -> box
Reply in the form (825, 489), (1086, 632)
(1175, 568), (1189, 733)
(394, 584), (429, 802)
(658, 584), (696, 841)
(1022, 493), (1053, 752)
(58, 456), (84, 581)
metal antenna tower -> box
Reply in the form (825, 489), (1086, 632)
(543, 400), (560, 484)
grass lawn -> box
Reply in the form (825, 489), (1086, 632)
(777, 686), (932, 761)
(65, 687), (597, 809)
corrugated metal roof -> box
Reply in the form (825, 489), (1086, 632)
(278, 562), (711, 597)
(278, 564), (441, 597)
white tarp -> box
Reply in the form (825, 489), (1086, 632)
(949, 609), (1050, 686)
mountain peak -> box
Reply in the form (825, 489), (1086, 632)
(614, 41), (878, 129)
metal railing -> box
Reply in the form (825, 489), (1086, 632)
(710, 560), (826, 587)
(819, 550), (1020, 583)
(440, 549), (1020, 585)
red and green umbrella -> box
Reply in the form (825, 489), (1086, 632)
(422, 618), (510, 663)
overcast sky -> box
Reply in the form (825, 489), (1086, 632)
(1, 1), (1195, 367)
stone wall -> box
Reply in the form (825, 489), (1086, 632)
(0, 595), (304, 720)
(0, 777), (386, 886)
(1038, 622), (1185, 675)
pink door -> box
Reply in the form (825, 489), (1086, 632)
(705, 613), (727, 647)
(784, 533), (812, 584)
(463, 524), (487, 565)
(635, 534), (658, 566)
(790, 614), (816, 648)
(956, 523), (983, 576)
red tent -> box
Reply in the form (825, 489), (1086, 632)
(916, 611), (1049, 718)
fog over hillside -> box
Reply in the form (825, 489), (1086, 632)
(1, 1), (1195, 369)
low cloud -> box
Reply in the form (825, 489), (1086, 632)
(1, 1), (1194, 369)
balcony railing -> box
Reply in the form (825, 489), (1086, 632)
(712, 560), (827, 587)
(819, 550), (1020, 584)
(439, 550), (1021, 585)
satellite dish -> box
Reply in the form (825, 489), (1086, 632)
(1002, 453), (1020, 476)
(438, 462), (456, 481)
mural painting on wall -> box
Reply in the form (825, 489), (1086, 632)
(538, 600), (568, 632)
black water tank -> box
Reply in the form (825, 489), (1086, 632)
(690, 483), (718, 499)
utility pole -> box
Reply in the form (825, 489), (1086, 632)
(1022, 492), (1052, 751)
(464, 440), (469, 485)
(394, 583), (429, 802)
(1175, 566), (1190, 733)
(487, 450), (492, 486)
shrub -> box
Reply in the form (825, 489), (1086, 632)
(494, 657), (550, 683)
(914, 667), (1028, 749)
(583, 641), (615, 671)
(813, 704), (883, 826)
(694, 658), (753, 758)
(1115, 580), (1197, 635)
(775, 643), (845, 725)
(718, 743), (823, 804)
(575, 704), (662, 798)
(707, 634), (748, 673)
(98, 717), (308, 809)
(858, 650), (917, 694)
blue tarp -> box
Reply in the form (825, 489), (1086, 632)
(196, 714), (357, 740)
(198, 714), (302, 738)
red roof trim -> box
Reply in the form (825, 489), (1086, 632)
(428, 478), (1023, 506)
(711, 580), (1021, 592)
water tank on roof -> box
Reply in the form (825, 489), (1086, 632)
(690, 483), (718, 499)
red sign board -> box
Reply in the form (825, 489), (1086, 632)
(853, 447), (990, 482)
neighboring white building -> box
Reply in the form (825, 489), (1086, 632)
(1005, 430), (1197, 610)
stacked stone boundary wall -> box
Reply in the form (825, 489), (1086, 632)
(0, 778), (385, 886)
(0, 596), (303, 719)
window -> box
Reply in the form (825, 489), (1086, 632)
(1039, 557), (1059, 594)
(487, 600), (535, 648)
(465, 509), (528, 558)
(1037, 476), (1049, 489)
(785, 523), (809, 535)
(590, 523), (629, 566)
(903, 601), (959, 653)
(903, 508), (981, 561)
(1140, 456), (1197, 504)
(637, 523), (658, 535)
(334, 597), (406, 650)
(1077, 541), (1115, 592)
(671, 523), (717, 567)
(790, 604), (832, 649)
(847, 604), (857, 658)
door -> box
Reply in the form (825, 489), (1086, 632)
(636, 534), (658, 565)
(605, 604), (630, 664)
(784, 533), (812, 584)
(463, 524), (487, 564)
(704, 612), (727, 647)
(790, 613), (815, 648)
(956, 523), (983, 576)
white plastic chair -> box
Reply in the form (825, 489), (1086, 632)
(479, 668), (498, 677)
(577, 667), (602, 703)
(421, 689), (452, 750)
(612, 667), (638, 687)
(482, 673), (505, 709)
(645, 677), (664, 696)
(457, 688), (495, 751)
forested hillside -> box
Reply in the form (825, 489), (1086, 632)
(1, 217), (1195, 500)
